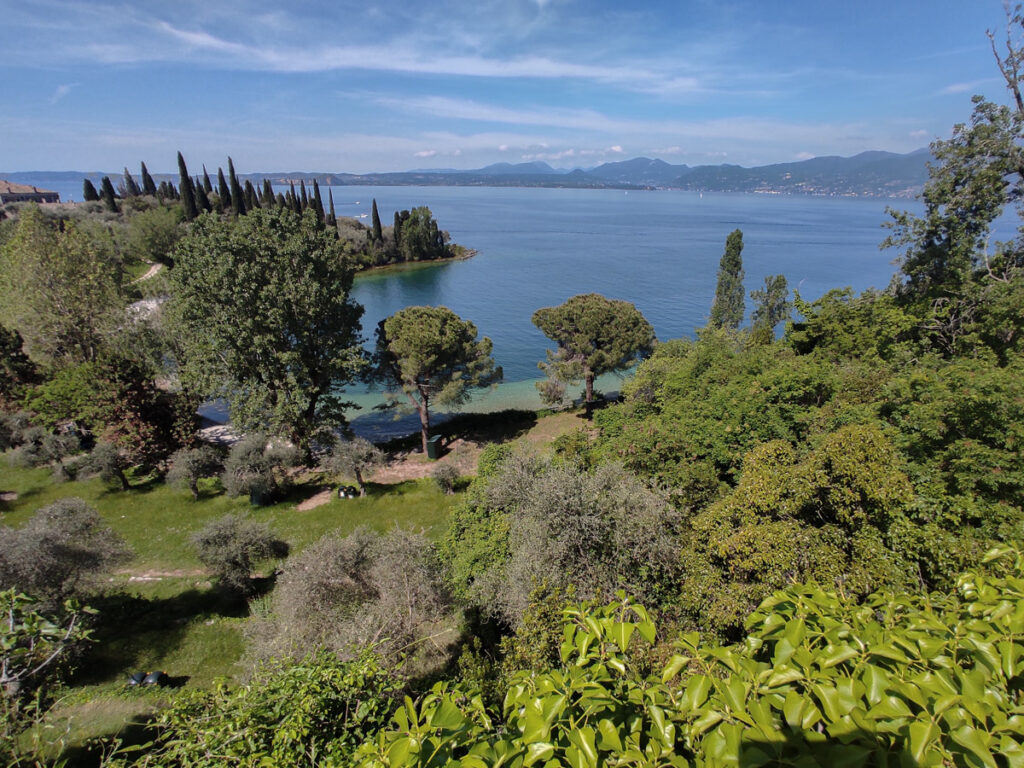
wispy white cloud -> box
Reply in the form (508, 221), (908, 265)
(941, 78), (996, 94)
(48, 83), (78, 104)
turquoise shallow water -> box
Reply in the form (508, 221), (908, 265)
(328, 186), (912, 437)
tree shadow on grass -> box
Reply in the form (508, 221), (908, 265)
(72, 587), (248, 688)
(56, 710), (163, 768)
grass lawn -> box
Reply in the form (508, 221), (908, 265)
(1, 408), (580, 762)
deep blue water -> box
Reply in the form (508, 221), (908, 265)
(17, 179), (926, 438)
(342, 186), (905, 383)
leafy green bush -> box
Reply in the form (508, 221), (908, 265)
(138, 650), (399, 768)
(359, 545), (1024, 768)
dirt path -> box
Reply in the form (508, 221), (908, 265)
(131, 262), (164, 283)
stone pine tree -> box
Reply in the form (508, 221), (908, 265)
(228, 157), (246, 217)
(99, 176), (119, 212)
(373, 306), (498, 454)
(371, 199), (383, 242)
(82, 179), (100, 201)
(532, 293), (655, 407)
(750, 275), (790, 344)
(140, 162), (157, 196)
(177, 152), (199, 221)
(709, 228), (745, 329)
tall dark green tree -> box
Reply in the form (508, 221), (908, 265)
(750, 274), (790, 343)
(393, 211), (402, 249)
(168, 208), (365, 454)
(289, 184), (301, 214)
(262, 179), (274, 208)
(244, 180), (259, 211)
(201, 165), (214, 194)
(99, 176), (119, 213)
(177, 152), (199, 221)
(299, 181), (309, 211)
(122, 168), (141, 197)
(140, 162), (157, 196)
(195, 183), (212, 213)
(217, 167), (231, 209)
(82, 179), (100, 202)
(709, 228), (745, 329)
(327, 189), (337, 226)
(532, 293), (656, 406)
(371, 199), (383, 241)
(311, 180), (325, 225)
(228, 157), (246, 217)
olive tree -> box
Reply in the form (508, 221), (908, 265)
(191, 514), (287, 598)
(0, 498), (131, 604)
(532, 293), (655, 406)
(166, 445), (223, 500)
(320, 436), (384, 497)
(372, 306), (498, 454)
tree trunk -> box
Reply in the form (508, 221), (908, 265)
(418, 403), (430, 454)
(584, 369), (595, 403)
(189, 479), (199, 501)
(117, 469), (130, 491)
(355, 467), (366, 497)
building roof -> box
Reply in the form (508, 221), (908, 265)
(0, 180), (58, 195)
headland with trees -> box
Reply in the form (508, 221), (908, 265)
(2, 10), (1024, 768)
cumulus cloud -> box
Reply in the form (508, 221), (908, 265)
(414, 149), (438, 158)
(795, 151), (815, 160)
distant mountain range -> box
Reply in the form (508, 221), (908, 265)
(3, 149), (932, 199)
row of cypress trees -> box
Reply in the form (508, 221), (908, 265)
(82, 154), (340, 228)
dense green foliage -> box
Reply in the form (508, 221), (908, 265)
(532, 293), (655, 405)
(374, 306), (498, 453)
(709, 229), (745, 329)
(133, 650), (399, 768)
(359, 546), (1024, 768)
(169, 207), (366, 451)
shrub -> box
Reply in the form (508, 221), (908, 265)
(166, 444), (223, 500)
(82, 440), (130, 490)
(321, 436), (384, 496)
(191, 514), (287, 597)
(145, 650), (399, 768)
(247, 528), (451, 672)
(221, 433), (299, 505)
(430, 463), (459, 495)
(0, 498), (131, 603)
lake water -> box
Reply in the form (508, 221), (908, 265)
(16, 179), (923, 439)
(326, 186), (912, 438)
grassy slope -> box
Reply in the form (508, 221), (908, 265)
(1, 410), (582, 761)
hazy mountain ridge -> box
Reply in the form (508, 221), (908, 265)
(3, 149), (930, 198)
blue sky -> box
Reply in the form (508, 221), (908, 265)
(0, 0), (1012, 173)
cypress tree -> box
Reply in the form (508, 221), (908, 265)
(312, 180), (326, 224)
(327, 188), (337, 226)
(195, 183), (212, 213)
(289, 183), (301, 214)
(177, 152), (199, 221)
(371, 198), (383, 241)
(228, 157), (245, 216)
(244, 179), (259, 210)
(217, 167), (231, 209)
(393, 211), (402, 249)
(140, 162), (157, 196)
(276, 192), (287, 209)
(202, 165), (214, 194)
(122, 167), (141, 197)
(99, 176), (119, 212)
(262, 179), (274, 208)
(299, 181), (309, 210)
(709, 228), (745, 329)
(157, 181), (170, 199)
(82, 178), (100, 201)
